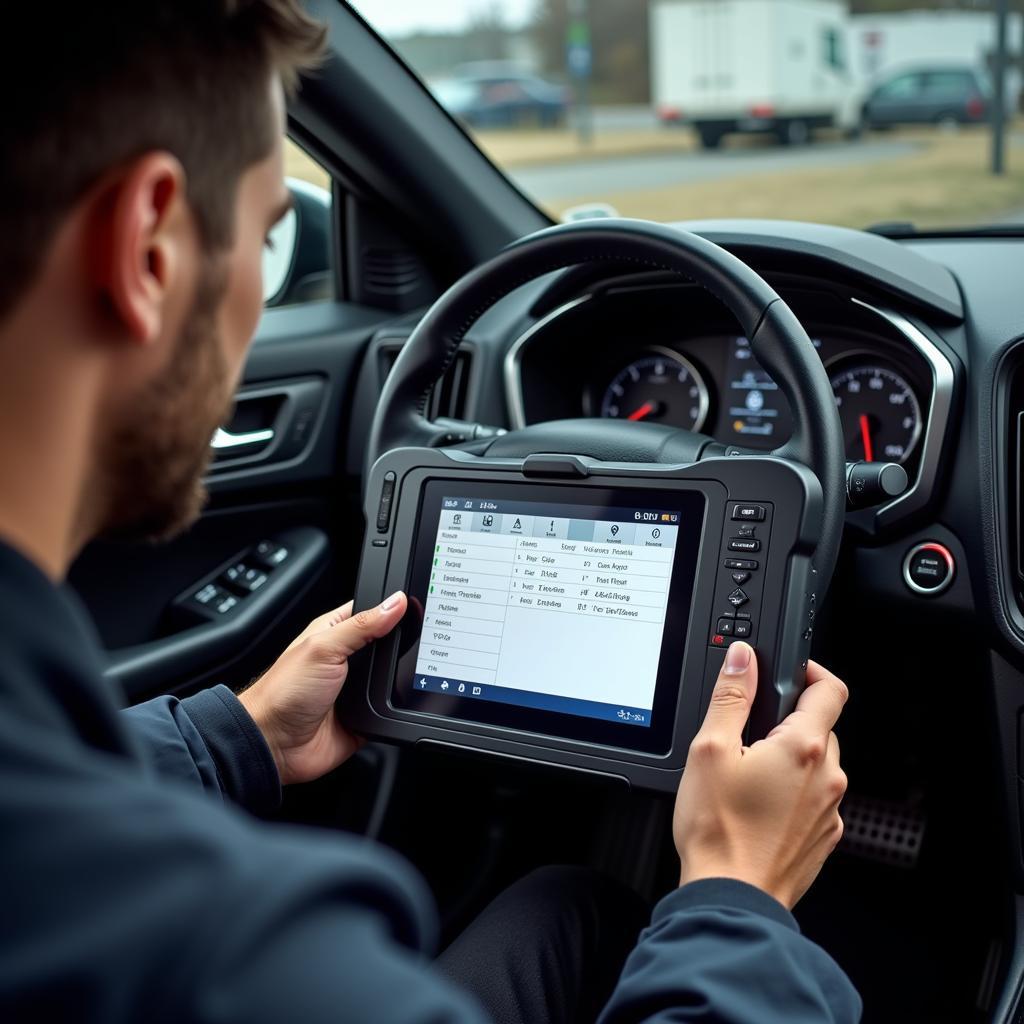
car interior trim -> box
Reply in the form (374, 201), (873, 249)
(504, 294), (593, 430)
(850, 298), (956, 527)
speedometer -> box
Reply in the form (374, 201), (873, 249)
(829, 364), (922, 465)
(600, 348), (710, 432)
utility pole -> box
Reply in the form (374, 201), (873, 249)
(567, 0), (593, 145)
(993, 0), (1009, 175)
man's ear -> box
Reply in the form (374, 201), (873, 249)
(92, 152), (191, 345)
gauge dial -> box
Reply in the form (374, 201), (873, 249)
(829, 364), (922, 465)
(600, 349), (709, 431)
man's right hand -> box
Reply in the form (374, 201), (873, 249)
(673, 642), (849, 910)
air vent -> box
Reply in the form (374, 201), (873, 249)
(362, 247), (423, 297)
(380, 345), (473, 422)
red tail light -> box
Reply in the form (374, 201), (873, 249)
(750, 103), (775, 119)
(966, 95), (984, 119)
(658, 104), (683, 122)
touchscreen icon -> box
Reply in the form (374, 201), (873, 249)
(441, 681), (449, 691)
(652, 528), (661, 539)
(513, 518), (522, 530)
(419, 678), (428, 688)
(610, 524), (620, 537)
(452, 513), (462, 525)
(457, 683), (466, 693)
(472, 686), (482, 696)
(482, 514), (494, 527)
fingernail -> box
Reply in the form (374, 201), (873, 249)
(380, 591), (402, 612)
(724, 642), (751, 674)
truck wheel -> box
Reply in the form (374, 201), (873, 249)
(780, 119), (810, 146)
(697, 126), (724, 150)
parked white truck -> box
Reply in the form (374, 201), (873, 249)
(651, 0), (861, 148)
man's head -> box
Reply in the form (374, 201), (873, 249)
(0, 2), (324, 555)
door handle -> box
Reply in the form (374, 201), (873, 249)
(211, 426), (276, 451)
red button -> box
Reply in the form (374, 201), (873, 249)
(712, 634), (726, 646)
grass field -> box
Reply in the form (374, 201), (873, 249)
(286, 127), (1024, 232)
(475, 127), (693, 167)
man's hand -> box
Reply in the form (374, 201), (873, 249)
(238, 592), (407, 787)
(673, 641), (849, 910)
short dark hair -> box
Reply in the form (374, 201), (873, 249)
(0, 1), (326, 319)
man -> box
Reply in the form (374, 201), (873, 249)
(0, 2), (860, 1022)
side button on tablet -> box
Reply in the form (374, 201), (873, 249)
(376, 472), (397, 533)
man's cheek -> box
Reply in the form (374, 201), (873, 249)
(220, 247), (264, 372)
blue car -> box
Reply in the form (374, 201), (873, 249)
(431, 72), (570, 129)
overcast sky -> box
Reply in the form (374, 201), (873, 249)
(350, 0), (535, 36)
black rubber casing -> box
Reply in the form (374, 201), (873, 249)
(340, 447), (823, 793)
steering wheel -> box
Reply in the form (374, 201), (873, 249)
(367, 218), (846, 590)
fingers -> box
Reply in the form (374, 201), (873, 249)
(691, 642), (758, 754)
(785, 660), (849, 736)
(306, 591), (408, 661)
(285, 601), (354, 652)
(827, 729), (840, 766)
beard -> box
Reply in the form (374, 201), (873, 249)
(97, 259), (233, 544)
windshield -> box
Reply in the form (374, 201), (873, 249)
(348, 0), (1024, 232)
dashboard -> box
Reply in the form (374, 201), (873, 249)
(347, 217), (1024, 1018)
(504, 273), (951, 529)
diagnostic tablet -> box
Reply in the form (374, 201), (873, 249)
(392, 480), (705, 755)
(341, 449), (822, 792)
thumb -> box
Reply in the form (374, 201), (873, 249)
(696, 642), (757, 749)
(306, 591), (408, 662)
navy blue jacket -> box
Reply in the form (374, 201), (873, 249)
(0, 540), (861, 1022)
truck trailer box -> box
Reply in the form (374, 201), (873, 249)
(652, 0), (860, 147)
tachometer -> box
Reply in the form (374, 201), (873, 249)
(600, 348), (710, 432)
(829, 364), (922, 465)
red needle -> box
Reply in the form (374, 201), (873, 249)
(628, 401), (656, 421)
(859, 413), (874, 463)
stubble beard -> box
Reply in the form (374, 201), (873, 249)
(98, 259), (234, 544)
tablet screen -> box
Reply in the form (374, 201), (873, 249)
(392, 480), (706, 754)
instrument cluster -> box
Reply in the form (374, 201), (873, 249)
(592, 335), (924, 465)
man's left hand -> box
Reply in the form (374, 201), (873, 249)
(238, 592), (407, 786)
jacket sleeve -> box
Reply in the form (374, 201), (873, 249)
(122, 684), (281, 815)
(598, 878), (862, 1024)
(2, 707), (491, 1024)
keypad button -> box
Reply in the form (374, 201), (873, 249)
(727, 588), (749, 608)
(716, 617), (735, 635)
(731, 571), (751, 585)
(728, 538), (761, 553)
(733, 619), (752, 638)
(731, 504), (766, 522)
(724, 558), (759, 571)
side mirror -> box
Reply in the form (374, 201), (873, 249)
(262, 177), (332, 308)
